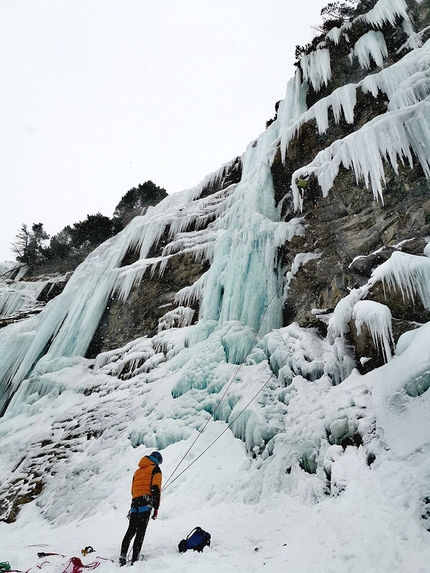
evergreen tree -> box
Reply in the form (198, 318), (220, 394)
(68, 213), (114, 249)
(113, 181), (167, 228)
(320, 1), (357, 25)
(10, 180), (167, 268)
(45, 228), (72, 260)
(11, 223), (49, 265)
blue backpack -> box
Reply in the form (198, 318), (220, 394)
(178, 527), (211, 553)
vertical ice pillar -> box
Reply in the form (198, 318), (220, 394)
(197, 73), (310, 337)
(198, 135), (284, 336)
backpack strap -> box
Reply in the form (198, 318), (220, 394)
(149, 463), (162, 509)
(186, 527), (200, 539)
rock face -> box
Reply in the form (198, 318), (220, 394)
(86, 253), (208, 357)
(268, 0), (430, 369)
(278, 161), (430, 347)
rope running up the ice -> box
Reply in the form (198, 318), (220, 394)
(162, 336), (292, 492)
(162, 284), (287, 491)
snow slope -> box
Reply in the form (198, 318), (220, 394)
(1, 327), (430, 572)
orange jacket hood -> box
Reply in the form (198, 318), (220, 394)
(138, 456), (154, 469)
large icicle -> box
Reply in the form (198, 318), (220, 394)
(300, 48), (332, 93)
(352, 300), (393, 362)
(291, 96), (430, 207)
(198, 157), (285, 335)
(281, 40), (430, 164)
(371, 251), (430, 310)
(353, 31), (388, 69)
(360, 0), (409, 29)
(328, 250), (430, 363)
(0, 187), (206, 410)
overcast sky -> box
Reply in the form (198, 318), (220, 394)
(1, 0), (329, 262)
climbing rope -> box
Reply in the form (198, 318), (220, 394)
(5, 550), (112, 573)
(61, 558), (99, 573)
(163, 334), (292, 492)
(163, 285), (289, 491)
(162, 371), (275, 491)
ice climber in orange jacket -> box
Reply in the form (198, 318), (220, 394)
(119, 451), (163, 565)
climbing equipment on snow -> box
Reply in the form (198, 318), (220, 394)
(5, 559), (52, 573)
(61, 557), (99, 573)
(80, 548), (95, 557)
(3, 553), (110, 573)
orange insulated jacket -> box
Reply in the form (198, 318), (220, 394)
(131, 456), (162, 509)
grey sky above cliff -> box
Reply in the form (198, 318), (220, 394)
(0, 0), (329, 262)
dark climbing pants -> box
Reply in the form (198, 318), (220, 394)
(120, 510), (151, 562)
